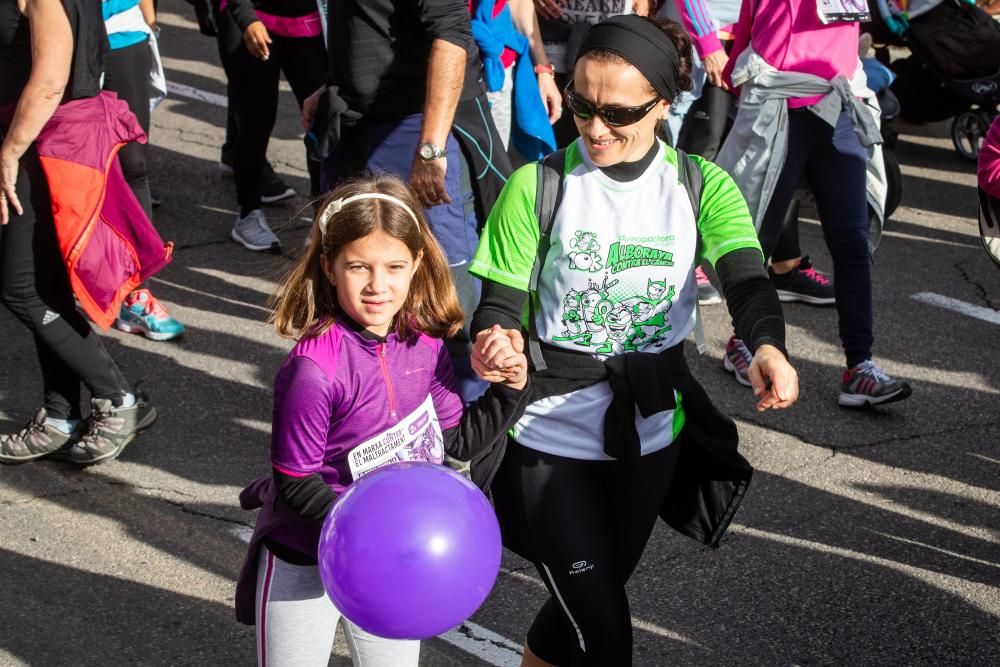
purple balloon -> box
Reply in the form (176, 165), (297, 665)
(317, 462), (502, 639)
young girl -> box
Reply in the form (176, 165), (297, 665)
(233, 174), (530, 666)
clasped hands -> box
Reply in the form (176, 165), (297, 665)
(471, 325), (528, 391)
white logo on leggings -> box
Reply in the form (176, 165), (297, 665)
(41, 310), (60, 326)
(569, 560), (595, 575)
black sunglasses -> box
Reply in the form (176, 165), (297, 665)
(564, 82), (661, 127)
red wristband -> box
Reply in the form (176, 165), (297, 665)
(533, 63), (555, 75)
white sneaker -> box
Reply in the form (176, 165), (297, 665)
(232, 209), (281, 253)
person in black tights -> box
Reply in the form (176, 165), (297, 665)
(1, 0), (157, 465)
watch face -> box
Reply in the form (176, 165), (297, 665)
(419, 144), (435, 160)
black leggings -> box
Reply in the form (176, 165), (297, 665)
(771, 199), (801, 264)
(102, 39), (152, 218)
(0, 149), (130, 419)
(216, 12), (326, 213)
(758, 108), (874, 367)
(492, 441), (680, 666)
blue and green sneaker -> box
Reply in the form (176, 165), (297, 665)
(114, 288), (185, 341)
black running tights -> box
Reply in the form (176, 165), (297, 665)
(0, 150), (130, 419)
(216, 11), (326, 214)
(492, 441), (680, 666)
(102, 39), (152, 219)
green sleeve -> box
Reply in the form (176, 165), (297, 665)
(691, 156), (764, 267)
(469, 163), (541, 291)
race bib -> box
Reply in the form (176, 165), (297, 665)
(347, 395), (444, 480)
(817, 0), (871, 23)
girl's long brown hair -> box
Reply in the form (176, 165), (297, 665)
(270, 174), (464, 341)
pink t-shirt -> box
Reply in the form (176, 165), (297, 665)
(725, 0), (860, 107)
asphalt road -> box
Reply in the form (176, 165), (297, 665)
(1, 2), (998, 665)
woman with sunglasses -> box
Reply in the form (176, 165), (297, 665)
(469, 14), (798, 666)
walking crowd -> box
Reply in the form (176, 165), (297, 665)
(1, 0), (998, 664)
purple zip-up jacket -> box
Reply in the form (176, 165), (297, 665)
(234, 316), (528, 624)
(272, 319), (464, 488)
(263, 317), (464, 555)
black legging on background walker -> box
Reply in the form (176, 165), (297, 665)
(216, 10), (326, 215)
(0, 150), (130, 419)
(757, 107), (874, 367)
(102, 38), (153, 218)
(491, 439), (681, 666)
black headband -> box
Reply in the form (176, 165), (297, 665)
(577, 15), (680, 102)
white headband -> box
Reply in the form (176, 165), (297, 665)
(318, 193), (422, 240)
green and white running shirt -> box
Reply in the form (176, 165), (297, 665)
(471, 139), (760, 460)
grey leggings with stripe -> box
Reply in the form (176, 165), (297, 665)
(255, 547), (420, 667)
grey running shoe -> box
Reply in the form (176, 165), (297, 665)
(232, 209), (281, 253)
(69, 391), (158, 465)
(839, 360), (912, 408)
(0, 408), (84, 464)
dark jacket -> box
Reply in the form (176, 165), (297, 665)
(472, 341), (753, 554)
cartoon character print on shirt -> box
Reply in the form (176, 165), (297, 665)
(554, 275), (617, 350)
(553, 230), (679, 354)
(567, 231), (604, 272)
(621, 279), (676, 349)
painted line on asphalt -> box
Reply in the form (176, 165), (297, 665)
(231, 525), (254, 543)
(439, 622), (523, 666)
(166, 81), (228, 108)
(730, 523), (999, 616)
(911, 292), (1000, 325)
(228, 525), (523, 666)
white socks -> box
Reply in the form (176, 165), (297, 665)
(45, 417), (81, 435)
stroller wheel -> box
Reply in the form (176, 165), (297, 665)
(951, 111), (990, 162)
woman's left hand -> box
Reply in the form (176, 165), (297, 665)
(0, 149), (23, 225)
(747, 344), (799, 411)
(538, 73), (562, 125)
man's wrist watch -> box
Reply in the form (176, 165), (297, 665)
(418, 142), (448, 160)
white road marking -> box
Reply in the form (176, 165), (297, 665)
(230, 525), (253, 543)
(911, 292), (1000, 325)
(729, 524), (999, 616)
(439, 622), (524, 666)
(166, 81), (228, 108)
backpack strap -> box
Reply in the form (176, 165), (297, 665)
(676, 148), (703, 221)
(676, 148), (709, 354)
(527, 148), (567, 372)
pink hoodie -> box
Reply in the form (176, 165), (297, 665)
(724, 0), (860, 107)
